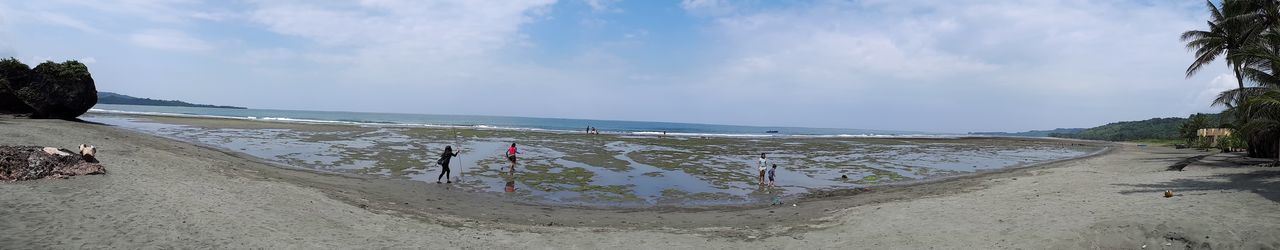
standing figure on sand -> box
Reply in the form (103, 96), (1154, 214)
(506, 143), (519, 173)
(436, 146), (460, 184)
(758, 153), (768, 186)
(768, 164), (777, 188)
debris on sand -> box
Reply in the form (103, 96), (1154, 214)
(0, 145), (105, 181)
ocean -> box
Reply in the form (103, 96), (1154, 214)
(84, 104), (1099, 207)
(89, 104), (935, 137)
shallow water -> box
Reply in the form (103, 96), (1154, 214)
(90, 104), (929, 137)
(88, 114), (1099, 207)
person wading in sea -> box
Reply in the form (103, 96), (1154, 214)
(768, 164), (777, 188)
(758, 153), (768, 185)
(506, 143), (519, 172)
(437, 146), (460, 184)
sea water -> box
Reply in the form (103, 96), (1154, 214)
(85, 105), (1099, 207)
(90, 104), (929, 137)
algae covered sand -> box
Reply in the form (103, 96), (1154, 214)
(88, 114), (1101, 206)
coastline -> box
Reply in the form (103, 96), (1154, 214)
(86, 105), (937, 138)
(2, 117), (1277, 248)
(84, 112), (1103, 209)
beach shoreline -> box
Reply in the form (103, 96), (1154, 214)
(83, 112), (1105, 209)
(86, 104), (933, 138)
(2, 117), (1277, 248)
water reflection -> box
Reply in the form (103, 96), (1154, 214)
(502, 167), (518, 193)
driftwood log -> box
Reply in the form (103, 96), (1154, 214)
(0, 145), (105, 181)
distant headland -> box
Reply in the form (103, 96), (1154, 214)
(97, 92), (246, 109)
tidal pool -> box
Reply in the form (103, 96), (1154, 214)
(88, 114), (1102, 207)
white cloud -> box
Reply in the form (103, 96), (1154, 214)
(583, 0), (621, 13)
(235, 48), (296, 64)
(0, 0), (1226, 132)
(246, 0), (557, 85)
(680, 0), (733, 16)
(129, 29), (214, 52)
(36, 0), (231, 24)
(0, 4), (12, 58)
(688, 2), (1001, 95)
(623, 30), (648, 39)
(1194, 73), (1239, 108)
(579, 16), (607, 28)
(671, 0), (1211, 131)
(79, 57), (97, 64)
(29, 56), (52, 63)
(33, 11), (100, 33)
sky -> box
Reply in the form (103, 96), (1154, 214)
(0, 0), (1233, 133)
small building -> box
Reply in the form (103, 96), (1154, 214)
(1197, 128), (1234, 147)
(1197, 128), (1232, 137)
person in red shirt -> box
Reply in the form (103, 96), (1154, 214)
(506, 143), (519, 172)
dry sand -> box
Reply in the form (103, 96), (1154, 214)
(1, 117), (1277, 249)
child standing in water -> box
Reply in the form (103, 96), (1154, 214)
(768, 164), (777, 188)
(506, 143), (519, 172)
(758, 153), (768, 185)
(437, 146), (460, 184)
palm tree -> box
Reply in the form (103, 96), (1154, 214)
(1187, 0), (1280, 158)
(1223, 26), (1280, 160)
(1184, 0), (1248, 90)
(1185, 0), (1259, 123)
(1180, 114), (1212, 145)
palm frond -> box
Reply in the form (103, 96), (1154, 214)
(1214, 86), (1270, 107)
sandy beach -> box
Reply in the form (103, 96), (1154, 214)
(2, 117), (1278, 248)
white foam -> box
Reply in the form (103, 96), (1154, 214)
(88, 108), (953, 138)
(630, 131), (775, 138)
(91, 108), (384, 127)
(90, 108), (575, 133)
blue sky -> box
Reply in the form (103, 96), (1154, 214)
(0, 0), (1229, 133)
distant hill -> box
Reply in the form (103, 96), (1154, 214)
(1050, 117), (1187, 141)
(974, 113), (1224, 142)
(970, 128), (1086, 137)
(97, 92), (246, 109)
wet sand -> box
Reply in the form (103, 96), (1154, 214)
(83, 114), (1101, 208)
(1, 117), (1278, 248)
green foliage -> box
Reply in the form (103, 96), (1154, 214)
(0, 57), (31, 85)
(0, 57), (33, 113)
(1181, 0), (1250, 79)
(23, 60), (92, 99)
(1191, 137), (1215, 149)
(17, 60), (97, 118)
(1216, 132), (1247, 151)
(1051, 117), (1203, 141)
(1180, 113), (1215, 143)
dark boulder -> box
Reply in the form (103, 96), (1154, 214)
(0, 58), (33, 114)
(13, 61), (96, 119)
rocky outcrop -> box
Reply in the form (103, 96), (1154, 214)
(0, 58), (33, 114)
(0, 58), (97, 119)
(18, 61), (97, 118)
(0, 145), (105, 181)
